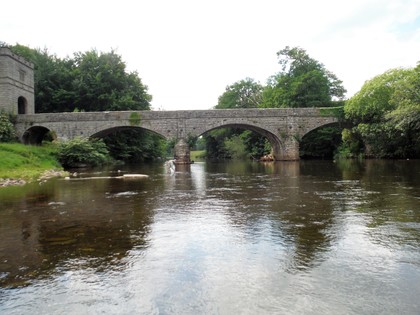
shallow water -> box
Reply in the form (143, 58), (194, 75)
(0, 160), (419, 314)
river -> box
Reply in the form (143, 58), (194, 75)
(0, 160), (419, 314)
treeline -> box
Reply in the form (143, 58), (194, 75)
(205, 47), (419, 160)
(4, 43), (165, 162)
(205, 46), (346, 160)
(7, 44), (151, 113)
(2, 43), (419, 161)
(341, 67), (420, 158)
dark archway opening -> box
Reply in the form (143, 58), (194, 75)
(299, 124), (343, 159)
(92, 127), (166, 163)
(22, 126), (54, 145)
(18, 97), (27, 114)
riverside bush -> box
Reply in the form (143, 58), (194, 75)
(0, 111), (16, 142)
(57, 137), (110, 168)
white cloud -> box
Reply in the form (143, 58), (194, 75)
(2, 0), (419, 110)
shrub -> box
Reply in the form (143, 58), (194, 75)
(0, 111), (17, 142)
(224, 135), (249, 159)
(57, 137), (110, 168)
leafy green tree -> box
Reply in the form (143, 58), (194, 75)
(261, 46), (346, 108)
(223, 135), (248, 159)
(72, 49), (151, 111)
(57, 137), (110, 168)
(9, 44), (76, 113)
(342, 66), (419, 158)
(9, 45), (152, 113)
(203, 78), (269, 159)
(215, 78), (263, 109)
(102, 129), (165, 162)
(388, 63), (420, 134)
(240, 130), (271, 159)
(345, 68), (409, 123)
(8, 44), (159, 162)
(204, 128), (232, 159)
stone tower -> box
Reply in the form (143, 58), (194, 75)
(0, 47), (35, 114)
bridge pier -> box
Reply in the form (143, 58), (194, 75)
(272, 136), (300, 161)
(174, 138), (192, 164)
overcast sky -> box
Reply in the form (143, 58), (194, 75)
(2, 0), (419, 110)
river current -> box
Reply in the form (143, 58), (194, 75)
(0, 160), (419, 314)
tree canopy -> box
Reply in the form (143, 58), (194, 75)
(215, 78), (263, 109)
(5, 44), (162, 162)
(345, 68), (410, 123)
(205, 78), (269, 160)
(9, 44), (151, 113)
(341, 65), (420, 158)
(261, 46), (346, 108)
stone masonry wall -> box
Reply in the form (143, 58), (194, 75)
(0, 48), (35, 114)
(15, 109), (337, 141)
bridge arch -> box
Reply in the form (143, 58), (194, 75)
(90, 126), (168, 140)
(22, 126), (54, 144)
(196, 123), (284, 160)
(301, 121), (341, 139)
(299, 122), (343, 159)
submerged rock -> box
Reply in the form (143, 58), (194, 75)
(121, 174), (149, 179)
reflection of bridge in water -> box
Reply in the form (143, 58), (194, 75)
(15, 108), (338, 163)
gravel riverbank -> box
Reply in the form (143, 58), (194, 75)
(0, 170), (68, 188)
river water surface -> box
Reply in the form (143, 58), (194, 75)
(0, 160), (419, 314)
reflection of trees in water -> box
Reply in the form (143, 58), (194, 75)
(342, 160), (420, 247)
(206, 161), (338, 274)
(0, 177), (156, 288)
(268, 185), (336, 273)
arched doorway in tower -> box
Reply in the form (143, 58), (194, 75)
(18, 96), (27, 114)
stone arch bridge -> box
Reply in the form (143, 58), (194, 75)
(15, 108), (338, 163)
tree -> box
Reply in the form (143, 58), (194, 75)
(388, 63), (420, 133)
(102, 129), (165, 162)
(261, 46), (346, 108)
(9, 44), (76, 113)
(345, 68), (409, 123)
(72, 49), (151, 111)
(203, 78), (270, 160)
(57, 137), (110, 168)
(9, 45), (152, 113)
(215, 78), (263, 109)
(341, 66), (419, 158)
(7, 44), (159, 162)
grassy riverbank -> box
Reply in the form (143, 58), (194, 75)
(191, 150), (206, 160)
(0, 143), (63, 182)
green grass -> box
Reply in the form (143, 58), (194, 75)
(190, 150), (206, 160)
(0, 143), (62, 180)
